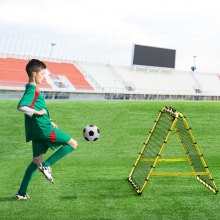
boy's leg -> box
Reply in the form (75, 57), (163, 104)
(44, 138), (77, 167)
(39, 129), (77, 182)
(32, 140), (54, 182)
(17, 161), (38, 197)
(16, 140), (49, 199)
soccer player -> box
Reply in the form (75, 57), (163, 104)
(15, 59), (78, 200)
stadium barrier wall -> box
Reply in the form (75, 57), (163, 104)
(1, 87), (220, 101)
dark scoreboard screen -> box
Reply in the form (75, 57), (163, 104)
(132, 44), (176, 68)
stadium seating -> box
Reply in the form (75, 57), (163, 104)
(192, 72), (220, 94)
(79, 63), (220, 95)
(113, 66), (196, 94)
(45, 61), (94, 90)
(1, 58), (220, 97)
(78, 63), (197, 94)
(0, 58), (28, 87)
(0, 58), (94, 90)
(77, 63), (126, 91)
(0, 58), (51, 88)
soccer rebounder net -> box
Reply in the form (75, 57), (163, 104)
(128, 106), (218, 194)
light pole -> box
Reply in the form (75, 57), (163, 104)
(191, 55), (197, 72)
(193, 55), (197, 67)
(50, 43), (56, 59)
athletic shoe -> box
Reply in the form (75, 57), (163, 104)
(38, 163), (54, 183)
(15, 192), (31, 200)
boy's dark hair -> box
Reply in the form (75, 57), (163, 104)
(26, 59), (46, 77)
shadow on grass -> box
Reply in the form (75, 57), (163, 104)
(60, 195), (78, 200)
(80, 178), (139, 199)
(0, 196), (17, 202)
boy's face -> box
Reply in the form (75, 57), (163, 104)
(33, 69), (45, 84)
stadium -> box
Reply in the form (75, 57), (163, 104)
(1, 45), (220, 101)
(0, 1), (220, 220)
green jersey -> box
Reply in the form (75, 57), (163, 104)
(18, 84), (53, 142)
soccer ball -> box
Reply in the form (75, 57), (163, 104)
(83, 125), (100, 141)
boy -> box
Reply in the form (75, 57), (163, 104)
(15, 59), (78, 200)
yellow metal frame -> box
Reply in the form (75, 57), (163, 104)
(128, 107), (218, 194)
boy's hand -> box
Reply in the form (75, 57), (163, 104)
(35, 109), (47, 115)
(51, 121), (58, 128)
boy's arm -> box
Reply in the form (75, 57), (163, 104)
(18, 85), (46, 117)
(18, 106), (46, 117)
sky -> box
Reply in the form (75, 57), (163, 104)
(0, 0), (220, 72)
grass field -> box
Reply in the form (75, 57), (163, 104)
(0, 100), (219, 220)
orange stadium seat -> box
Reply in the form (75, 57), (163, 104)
(0, 58), (94, 90)
(45, 61), (94, 90)
(0, 58), (51, 88)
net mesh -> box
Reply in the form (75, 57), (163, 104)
(176, 116), (213, 188)
(131, 111), (174, 190)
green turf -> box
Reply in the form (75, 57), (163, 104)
(0, 100), (219, 220)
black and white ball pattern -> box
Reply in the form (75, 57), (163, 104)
(83, 125), (100, 141)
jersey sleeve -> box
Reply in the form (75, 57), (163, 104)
(17, 85), (36, 108)
(18, 106), (35, 117)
